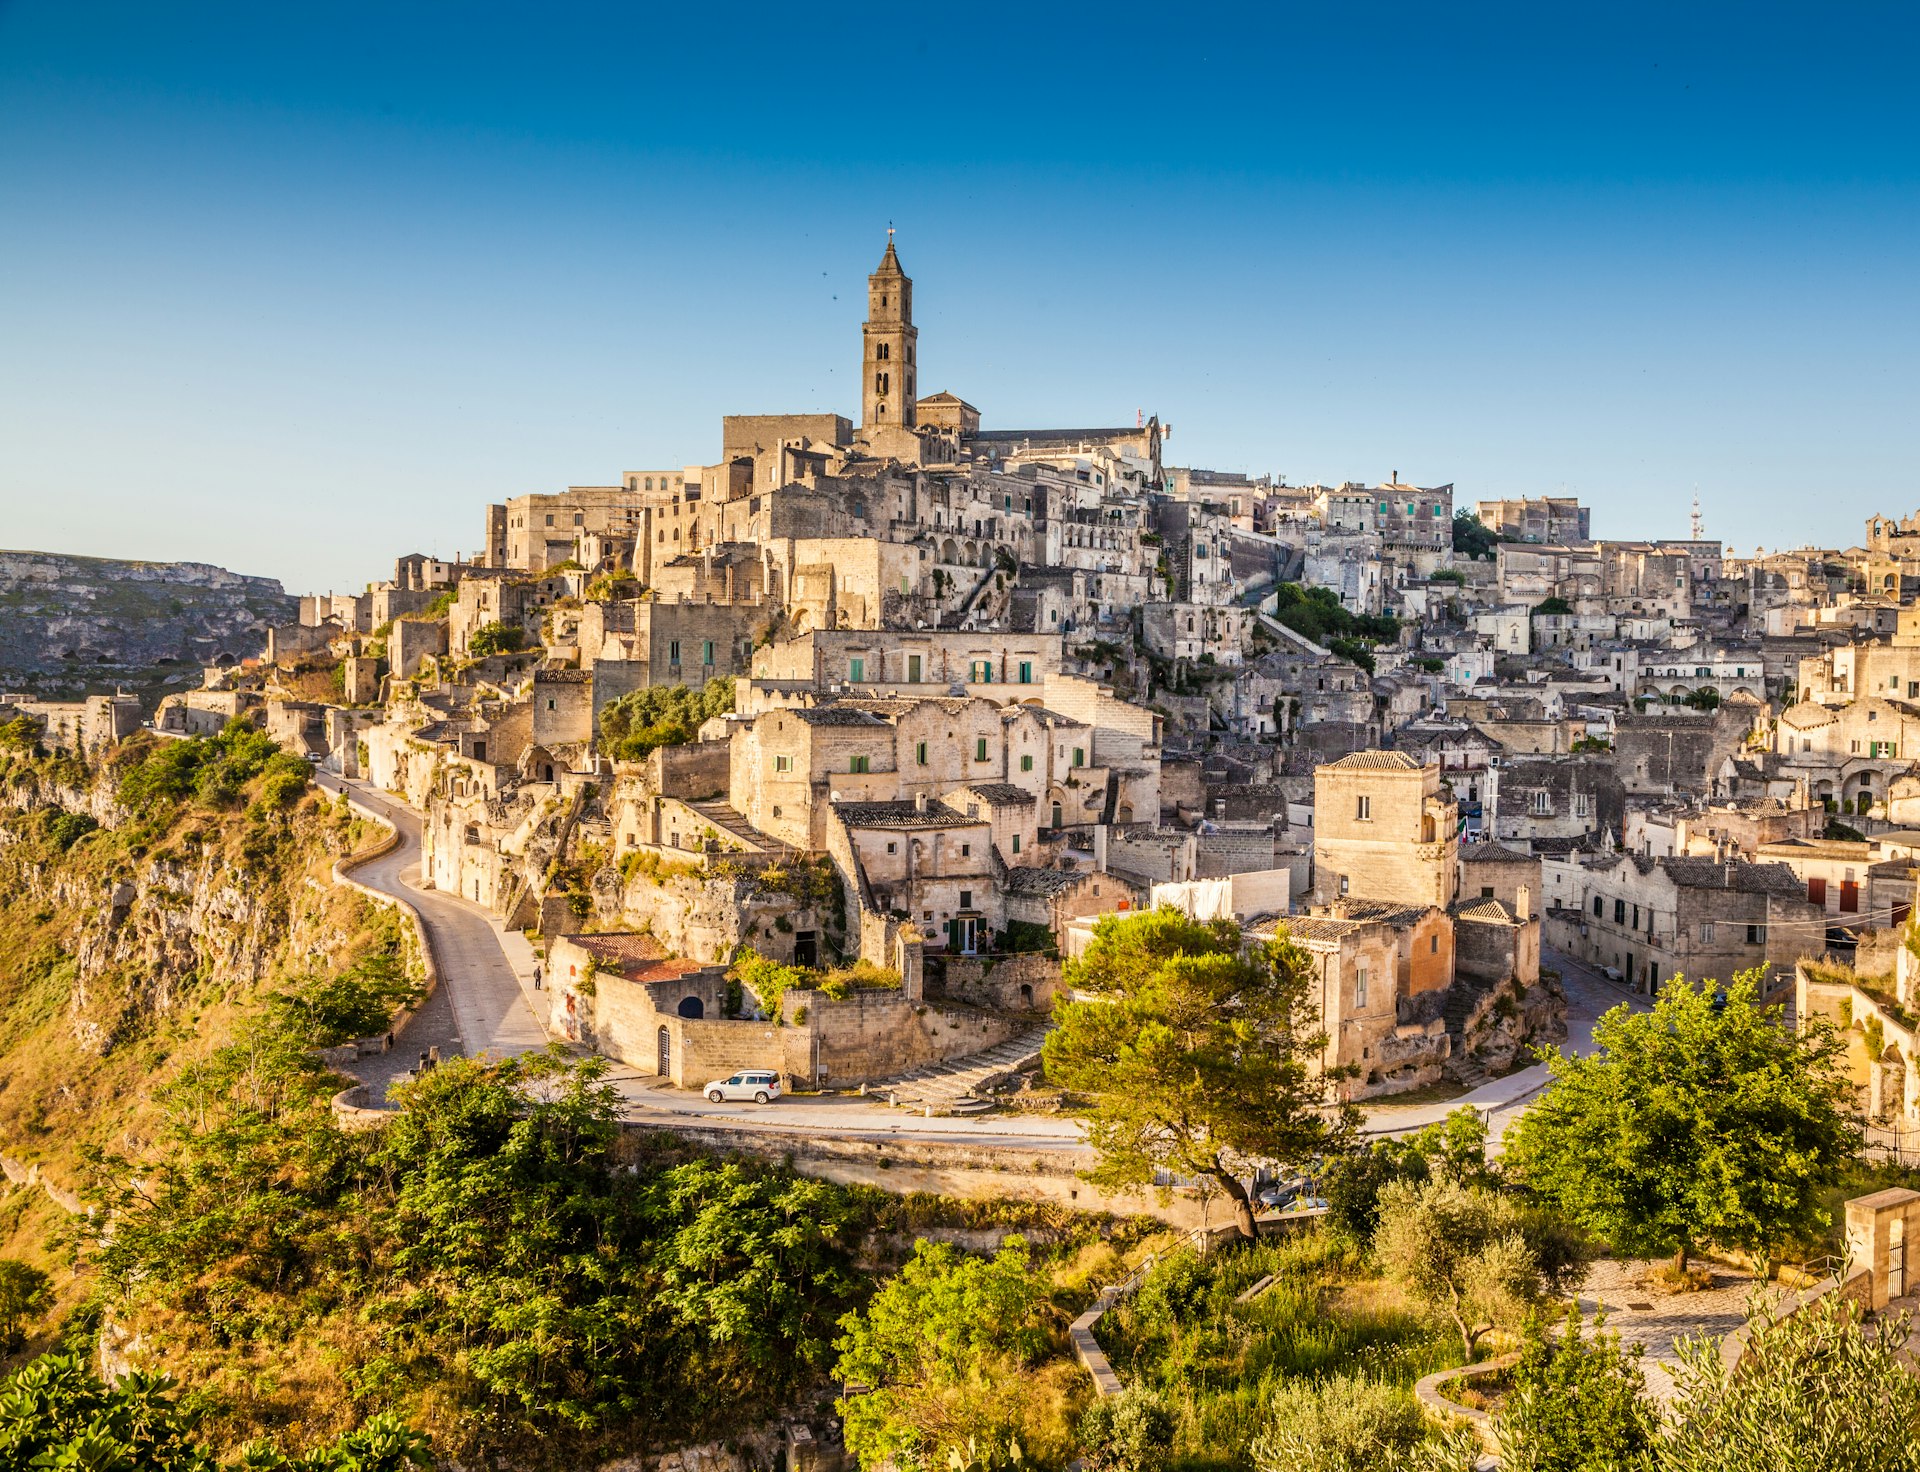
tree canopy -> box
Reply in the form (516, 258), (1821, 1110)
(1041, 908), (1359, 1237)
(834, 1237), (1070, 1469)
(1501, 973), (1858, 1270)
(117, 720), (311, 813)
(1451, 511), (1506, 561)
(599, 677), (735, 761)
(85, 1040), (874, 1460)
(0, 1353), (431, 1471)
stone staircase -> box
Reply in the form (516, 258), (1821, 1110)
(686, 799), (794, 857)
(1443, 977), (1497, 1087)
(865, 1026), (1050, 1115)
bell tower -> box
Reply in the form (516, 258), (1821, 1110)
(861, 230), (917, 431)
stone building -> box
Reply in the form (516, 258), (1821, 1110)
(1543, 852), (1825, 995)
(1312, 751), (1460, 909)
(1474, 496), (1591, 545)
(1265, 903), (1455, 1099)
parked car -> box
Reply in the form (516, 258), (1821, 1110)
(1257, 1176), (1307, 1209)
(704, 1070), (782, 1104)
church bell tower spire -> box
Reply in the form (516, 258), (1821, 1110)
(861, 229), (917, 431)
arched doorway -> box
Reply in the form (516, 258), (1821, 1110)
(1878, 1044), (1907, 1124)
(657, 1026), (672, 1078)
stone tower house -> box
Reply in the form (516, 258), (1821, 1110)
(862, 236), (917, 431)
(1312, 750), (1461, 909)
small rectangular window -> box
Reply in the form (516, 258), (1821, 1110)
(1700, 921), (1715, 942)
(850, 657), (864, 682)
(850, 755), (869, 774)
(1747, 923), (1767, 945)
(702, 640), (714, 665)
(1021, 754), (1033, 772)
(916, 741), (928, 766)
(907, 654), (922, 683)
(774, 754), (792, 773)
(1018, 661), (1033, 684)
(1073, 747), (1086, 767)
(1012, 834), (1021, 853)
(669, 640), (681, 662)
(1356, 794), (1372, 821)
(975, 737), (989, 761)
(1354, 965), (1369, 1009)
(959, 890), (973, 909)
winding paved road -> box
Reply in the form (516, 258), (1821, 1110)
(320, 775), (546, 1100)
(318, 773), (1640, 1148)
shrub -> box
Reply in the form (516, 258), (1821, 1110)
(0, 1260), (51, 1350)
(1079, 1386), (1173, 1472)
(43, 810), (98, 852)
(468, 621), (525, 657)
(1496, 1306), (1657, 1472)
(1252, 1372), (1478, 1472)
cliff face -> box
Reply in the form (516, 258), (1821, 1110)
(0, 548), (296, 701)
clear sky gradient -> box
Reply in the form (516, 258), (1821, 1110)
(2, 1), (1915, 594)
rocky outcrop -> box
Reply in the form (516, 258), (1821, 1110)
(0, 548), (294, 700)
(0, 771), (380, 1057)
(1446, 973), (1566, 1083)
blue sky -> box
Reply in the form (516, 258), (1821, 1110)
(1, 1), (1915, 593)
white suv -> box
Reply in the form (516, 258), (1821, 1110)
(704, 1070), (782, 1104)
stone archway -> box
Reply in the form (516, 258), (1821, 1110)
(1878, 1044), (1908, 1124)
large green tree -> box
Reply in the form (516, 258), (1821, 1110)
(1042, 908), (1359, 1238)
(1502, 973), (1858, 1272)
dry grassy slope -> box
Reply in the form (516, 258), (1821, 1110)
(0, 744), (394, 1360)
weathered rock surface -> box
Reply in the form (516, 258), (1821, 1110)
(0, 548), (294, 700)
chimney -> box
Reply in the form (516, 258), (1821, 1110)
(914, 792), (928, 814)
(1515, 883), (1531, 922)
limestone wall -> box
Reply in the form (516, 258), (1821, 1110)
(937, 951), (1059, 1012)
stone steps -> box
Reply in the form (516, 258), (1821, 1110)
(686, 799), (789, 854)
(867, 1026), (1050, 1112)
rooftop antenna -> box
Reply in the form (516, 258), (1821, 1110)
(1690, 489), (1705, 542)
